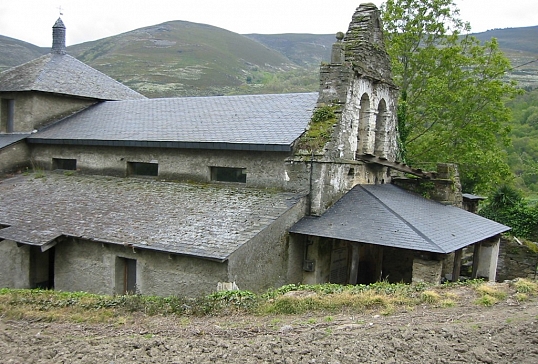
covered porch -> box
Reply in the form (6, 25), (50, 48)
(290, 184), (509, 285)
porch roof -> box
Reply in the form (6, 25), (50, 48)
(290, 184), (509, 254)
(0, 173), (304, 261)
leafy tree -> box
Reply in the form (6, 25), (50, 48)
(479, 185), (538, 240)
(381, 0), (520, 192)
(504, 89), (538, 194)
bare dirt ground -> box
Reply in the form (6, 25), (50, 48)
(1, 284), (538, 363)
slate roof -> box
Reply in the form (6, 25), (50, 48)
(0, 173), (304, 261)
(27, 92), (318, 151)
(0, 134), (29, 149)
(290, 184), (510, 253)
(0, 53), (145, 101)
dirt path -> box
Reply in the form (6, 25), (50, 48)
(1, 290), (538, 363)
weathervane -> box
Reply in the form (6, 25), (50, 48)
(57, 5), (64, 16)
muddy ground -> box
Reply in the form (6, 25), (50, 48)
(1, 284), (538, 363)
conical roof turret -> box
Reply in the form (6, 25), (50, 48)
(52, 17), (66, 54)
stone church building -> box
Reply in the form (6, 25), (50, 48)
(0, 4), (508, 296)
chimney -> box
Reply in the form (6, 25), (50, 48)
(52, 18), (66, 54)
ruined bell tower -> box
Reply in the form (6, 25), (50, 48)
(289, 3), (400, 216)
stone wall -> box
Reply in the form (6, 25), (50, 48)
(412, 257), (443, 284)
(0, 241), (31, 288)
(54, 238), (228, 297)
(0, 92), (94, 132)
(392, 163), (463, 208)
(227, 196), (308, 292)
(30, 144), (308, 192)
(302, 236), (333, 285)
(0, 140), (30, 175)
(497, 237), (538, 281)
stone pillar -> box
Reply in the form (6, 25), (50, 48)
(473, 237), (501, 281)
(331, 32), (345, 64)
(348, 243), (360, 284)
(364, 110), (378, 155)
(452, 249), (463, 282)
(412, 258), (443, 284)
(374, 111), (391, 158)
(357, 110), (375, 155)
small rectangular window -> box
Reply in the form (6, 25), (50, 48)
(52, 158), (77, 170)
(127, 162), (158, 176)
(211, 167), (246, 183)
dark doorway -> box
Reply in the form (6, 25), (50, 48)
(117, 257), (137, 294)
(30, 246), (55, 289)
(356, 245), (383, 284)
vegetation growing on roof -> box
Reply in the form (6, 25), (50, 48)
(296, 105), (338, 153)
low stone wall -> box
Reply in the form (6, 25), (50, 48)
(412, 257), (443, 284)
(497, 237), (538, 281)
(0, 140), (30, 175)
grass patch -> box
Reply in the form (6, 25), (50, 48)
(515, 293), (529, 302)
(475, 295), (498, 307)
(513, 278), (538, 294)
(475, 284), (508, 301)
(421, 290), (441, 304)
(0, 280), (527, 323)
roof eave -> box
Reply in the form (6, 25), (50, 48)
(26, 138), (293, 152)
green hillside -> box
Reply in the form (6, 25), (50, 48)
(0, 35), (47, 72)
(473, 26), (538, 89)
(245, 33), (333, 66)
(67, 21), (305, 97)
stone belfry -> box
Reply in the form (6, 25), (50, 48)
(52, 18), (67, 54)
(290, 3), (399, 216)
(317, 3), (398, 162)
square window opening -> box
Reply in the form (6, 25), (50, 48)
(127, 162), (158, 177)
(52, 158), (77, 170)
(211, 167), (246, 183)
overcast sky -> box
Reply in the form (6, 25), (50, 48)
(0, 0), (536, 47)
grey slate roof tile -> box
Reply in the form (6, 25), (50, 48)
(290, 184), (510, 253)
(0, 134), (30, 149)
(0, 173), (304, 261)
(28, 92), (318, 149)
(0, 53), (145, 100)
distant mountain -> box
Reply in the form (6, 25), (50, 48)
(1, 22), (537, 97)
(472, 26), (538, 89)
(0, 35), (47, 71)
(66, 21), (301, 97)
(244, 33), (334, 66)
(473, 26), (538, 54)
